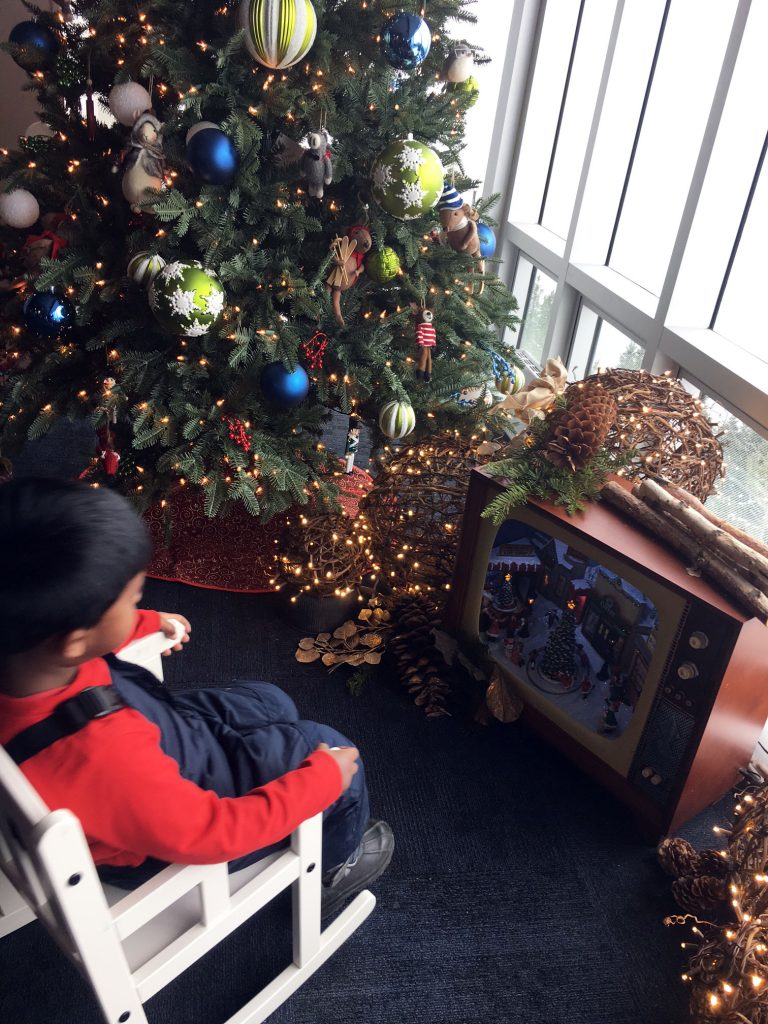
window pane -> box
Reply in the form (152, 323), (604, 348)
(667, 1), (768, 329)
(540, 0), (618, 239)
(702, 397), (768, 544)
(609, 0), (738, 296)
(572, 0), (666, 263)
(713, 159), (768, 362)
(516, 264), (557, 364)
(510, 1), (581, 222)
(572, 304), (644, 376)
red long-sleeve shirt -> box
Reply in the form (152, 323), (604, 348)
(0, 611), (343, 867)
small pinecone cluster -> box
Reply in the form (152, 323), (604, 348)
(544, 382), (617, 472)
(657, 837), (730, 915)
(387, 592), (452, 718)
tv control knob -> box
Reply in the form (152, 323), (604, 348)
(677, 662), (699, 680)
(650, 774), (663, 786)
(688, 631), (710, 650)
(642, 766), (654, 779)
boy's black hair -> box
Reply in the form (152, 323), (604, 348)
(0, 478), (151, 655)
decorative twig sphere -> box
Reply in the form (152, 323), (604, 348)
(359, 432), (503, 597)
(271, 513), (374, 599)
(586, 368), (724, 500)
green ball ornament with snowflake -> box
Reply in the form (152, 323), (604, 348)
(371, 136), (444, 220)
(149, 261), (224, 337)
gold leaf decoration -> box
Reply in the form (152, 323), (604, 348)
(485, 668), (523, 723)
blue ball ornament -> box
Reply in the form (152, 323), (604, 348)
(186, 128), (239, 186)
(477, 222), (497, 258)
(23, 291), (74, 337)
(260, 361), (310, 407)
(8, 21), (60, 72)
(380, 13), (431, 71)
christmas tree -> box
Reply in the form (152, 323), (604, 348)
(0, 0), (519, 521)
(494, 571), (515, 610)
(540, 607), (577, 679)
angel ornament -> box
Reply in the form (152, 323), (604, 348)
(273, 127), (333, 199)
(113, 112), (166, 214)
(414, 306), (436, 384)
(325, 225), (372, 327)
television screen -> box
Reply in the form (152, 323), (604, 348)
(479, 521), (659, 739)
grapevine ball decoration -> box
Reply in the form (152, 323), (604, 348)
(378, 398), (416, 439)
(271, 512), (373, 599)
(359, 432), (505, 597)
(260, 360), (310, 407)
(127, 251), (166, 287)
(660, 782), (768, 1023)
(149, 261), (224, 336)
(23, 290), (75, 337)
(8, 21), (60, 72)
(380, 12), (431, 70)
(0, 189), (40, 230)
(586, 368), (725, 501)
(186, 124), (239, 186)
(240, 0), (317, 70)
(371, 136), (444, 221)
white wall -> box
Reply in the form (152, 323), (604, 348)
(0, 0), (44, 146)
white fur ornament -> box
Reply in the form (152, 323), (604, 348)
(108, 82), (152, 127)
(378, 399), (416, 439)
(0, 188), (39, 229)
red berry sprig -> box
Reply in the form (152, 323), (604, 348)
(301, 331), (329, 370)
(223, 416), (252, 453)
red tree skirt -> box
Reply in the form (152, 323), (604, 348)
(145, 464), (374, 593)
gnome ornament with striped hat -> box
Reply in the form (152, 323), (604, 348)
(437, 184), (484, 289)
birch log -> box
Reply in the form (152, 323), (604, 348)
(635, 478), (768, 592)
(601, 481), (768, 622)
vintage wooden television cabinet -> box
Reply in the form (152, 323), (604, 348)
(445, 468), (768, 836)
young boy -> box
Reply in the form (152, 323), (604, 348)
(0, 478), (393, 916)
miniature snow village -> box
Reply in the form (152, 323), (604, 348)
(479, 521), (659, 737)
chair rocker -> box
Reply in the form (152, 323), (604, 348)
(0, 625), (375, 1023)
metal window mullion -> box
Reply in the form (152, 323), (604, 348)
(656, 0), (753, 330)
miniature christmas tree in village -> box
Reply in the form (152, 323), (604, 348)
(494, 571), (515, 610)
(0, 0), (519, 521)
(540, 606), (577, 680)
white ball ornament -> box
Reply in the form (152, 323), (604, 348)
(240, 0), (317, 70)
(378, 399), (416, 439)
(0, 189), (40, 229)
(108, 82), (152, 127)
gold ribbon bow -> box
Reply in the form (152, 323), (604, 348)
(494, 356), (568, 425)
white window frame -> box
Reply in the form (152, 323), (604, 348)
(484, 0), (767, 441)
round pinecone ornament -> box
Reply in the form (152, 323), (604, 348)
(388, 591), (452, 718)
(657, 837), (699, 879)
(693, 848), (729, 878)
(671, 874), (728, 914)
(544, 382), (617, 472)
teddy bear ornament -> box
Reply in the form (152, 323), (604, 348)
(436, 184), (485, 292)
(272, 126), (333, 198)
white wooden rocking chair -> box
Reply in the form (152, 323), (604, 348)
(0, 623), (376, 1023)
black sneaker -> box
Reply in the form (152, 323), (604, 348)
(321, 819), (394, 918)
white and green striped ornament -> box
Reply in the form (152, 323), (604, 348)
(496, 365), (526, 395)
(127, 251), (166, 288)
(240, 0), (317, 70)
(378, 399), (416, 439)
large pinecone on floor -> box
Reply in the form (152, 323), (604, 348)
(544, 382), (617, 472)
(387, 592), (452, 718)
(671, 875), (728, 914)
(658, 837), (699, 879)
